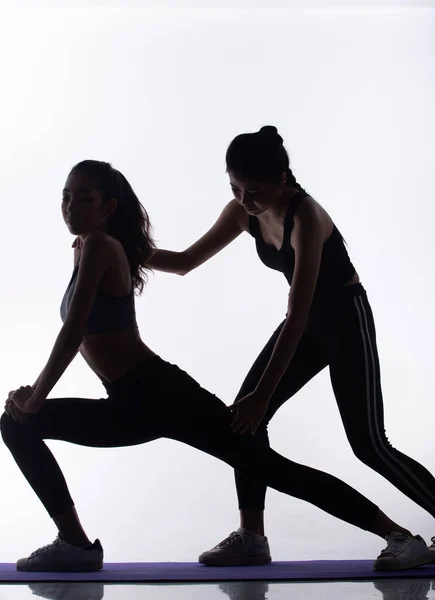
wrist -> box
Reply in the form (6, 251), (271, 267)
(27, 401), (44, 414)
(28, 392), (46, 411)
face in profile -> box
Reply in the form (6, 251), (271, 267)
(62, 170), (114, 236)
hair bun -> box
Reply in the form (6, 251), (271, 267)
(259, 125), (283, 145)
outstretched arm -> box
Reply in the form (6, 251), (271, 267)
(147, 199), (245, 275)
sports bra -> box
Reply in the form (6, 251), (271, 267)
(60, 260), (137, 335)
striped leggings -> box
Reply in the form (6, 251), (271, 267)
(235, 283), (435, 515)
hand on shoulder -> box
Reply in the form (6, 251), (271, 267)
(72, 236), (83, 250)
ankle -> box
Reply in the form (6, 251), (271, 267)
(62, 534), (92, 547)
(240, 525), (265, 537)
(392, 528), (413, 538)
(371, 510), (413, 540)
(240, 510), (264, 537)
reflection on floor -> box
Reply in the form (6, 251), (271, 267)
(0, 578), (435, 600)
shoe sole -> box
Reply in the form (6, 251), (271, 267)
(199, 556), (272, 567)
(373, 554), (432, 572)
(16, 562), (103, 572)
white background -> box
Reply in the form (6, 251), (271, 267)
(0, 0), (434, 564)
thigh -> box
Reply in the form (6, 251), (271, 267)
(164, 380), (305, 471)
(165, 384), (330, 493)
(24, 396), (161, 448)
(239, 321), (328, 423)
(164, 384), (255, 459)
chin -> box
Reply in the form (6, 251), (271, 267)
(67, 223), (80, 235)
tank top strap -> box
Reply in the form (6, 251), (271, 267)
(248, 189), (308, 238)
(286, 189), (309, 223)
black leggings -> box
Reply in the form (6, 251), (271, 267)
(235, 283), (435, 516)
(1, 352), (381, 532)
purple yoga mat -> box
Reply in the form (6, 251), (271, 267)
(1, 561), (435, 582)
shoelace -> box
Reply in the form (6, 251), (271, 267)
(217, 532), (242, 548)
(379, 535), (410, 557)
(29, 536), (64, 558)
(431, 537), (435, 545)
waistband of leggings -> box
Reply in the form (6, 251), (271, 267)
(337, 282), (366, 298)
(318, 281), (366, 300)
(311, 282), (367, 312)
(100, 354), (166, 392)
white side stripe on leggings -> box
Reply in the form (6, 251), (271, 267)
(353, 295), (435, 511)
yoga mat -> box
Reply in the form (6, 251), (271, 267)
(1, 561), (435, 583)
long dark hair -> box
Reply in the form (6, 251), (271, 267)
(225, 125), (306, 192)
(69, 160), (155, 295)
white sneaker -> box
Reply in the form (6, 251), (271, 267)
(373, 532), (431, 571)
(16, 533), (103, 572)
(198, 528), (272, 566)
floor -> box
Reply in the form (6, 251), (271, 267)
(0, 578), (434, 600)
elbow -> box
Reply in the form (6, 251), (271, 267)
(60, 325), (84, 348)
(178, 252), (193, 276)
(286, 305), (310, 330)
(66, 334), (84, 350)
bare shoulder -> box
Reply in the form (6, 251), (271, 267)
(294, 194), (320, 219)
(292, 195), (334, 247)
(80, 231), (118, 267)
(294, 194), (334, 240)
(225, 198), (249, 232)
(82, 230), (111, 252)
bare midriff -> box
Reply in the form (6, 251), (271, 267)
(79, 326), (156, 383)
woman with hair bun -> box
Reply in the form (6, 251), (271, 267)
(149, 126), (435, 569)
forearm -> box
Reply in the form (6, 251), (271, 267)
(32, 346), (80, 390)
(255, 312), (308, 399)
(31, 373), (42, 391)
(146, 249), (189, 275)
(32, 330), (82, 406)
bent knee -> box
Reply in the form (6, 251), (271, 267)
(1, 411), (13, 433)
(351, 436), (394, 465)
(0, 411), (23, 446)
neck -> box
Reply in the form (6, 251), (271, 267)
(264, 187), (300, 220)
